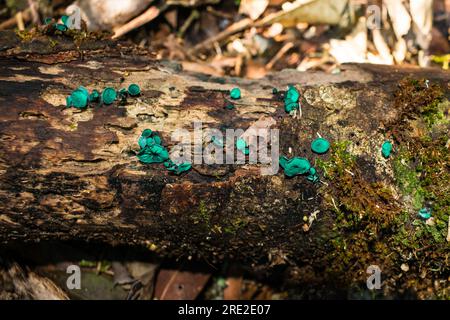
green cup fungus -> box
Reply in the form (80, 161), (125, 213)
(230, 88), (241, 100)
(212, 136), (224, 147)
(44, 18), (53, 25)
(66, 84), (142, 109)
(128, 84), (141, 96)
(226, 103), (235, 110)
(141, 129), (153, 138)
(61, 15), (69, 27)
(418, 207), (431, 219)
(55, 23), (67, 32)
(102, 87), (117, 105)
(306, 167), (319, 182)
(137, 129), (169, 164)
(311, 138), (330, 154)
(89, 89), (100, 102)
(66, 86), (90, 109)
(381, 140), (392, 158)
(236, 138), (249, 155)
(118, 88), (128, 104)
(164, 160), (192, 175)
(284, 85), (300, 113)
(279, 156), (311, 177)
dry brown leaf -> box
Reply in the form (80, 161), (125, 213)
(223, 271), (243, 300)
(154, 268), (211, 300)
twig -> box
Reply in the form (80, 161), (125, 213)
(206, 6), (234, 19)
(15, 12), (25, 31)
(0, 8), (31, 30)
(178, 9), (199, 38)
(27, 0), (40, 25)
(112, 5), (167, 39)
(447, 216), (450, 243)
(344, 169), (354, 176)
(266, 42), (294, 70)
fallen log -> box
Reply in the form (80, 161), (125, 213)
(0, 30), (448, 298)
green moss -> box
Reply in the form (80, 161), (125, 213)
(197, 200), (211, 225)
(393, 149), (426, 210)
(421, 98), (447, 128)
(15, 29), (34, 42)
(223, 217), (249, 234)
(316, 141), (354, 179)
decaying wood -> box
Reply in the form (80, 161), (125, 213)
(0, 30), (448, 298)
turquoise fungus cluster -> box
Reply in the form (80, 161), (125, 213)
(137, 129), (191, 175)
(279, 137), (330, 182)
(44, 15), (71, 32)
(66, 84), (141, 109)
(284, 85), (300, 113)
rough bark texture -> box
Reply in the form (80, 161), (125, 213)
(0, 30), (449, 298)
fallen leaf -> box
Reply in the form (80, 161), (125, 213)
(154, 267), (211, 300)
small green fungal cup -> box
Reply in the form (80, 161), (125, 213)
(280, 156), (311, 177)
(128, 84), (141, 96)
(66, 95), (72, 107)
(165, 161), (192, 175)
(71, 89), (89, 109)
(236, 138), (246, 151)
(284, 85), (300, 113)
(418, 207), (431, 219)
(311, 138), (330, 154)
(230, 88), (241, 100)
(137, 129), (170, 164)
(54, 23), (67, 32)
(89, 89), (100, 102)
(381, 140), (392, 158)
(102, 87), (117, 105)
(61, 15), (69, 27)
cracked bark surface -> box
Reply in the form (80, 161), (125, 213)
(0, 30), (449, 298)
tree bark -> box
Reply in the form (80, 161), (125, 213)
(0, 30), (449, 298)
